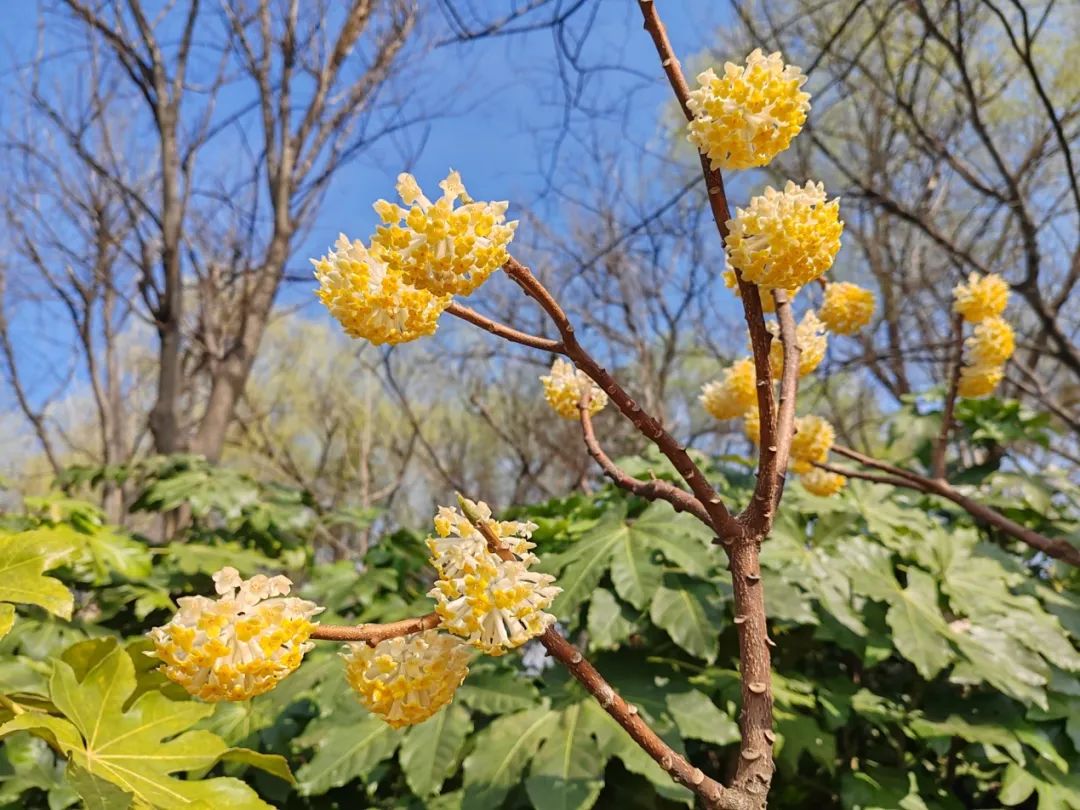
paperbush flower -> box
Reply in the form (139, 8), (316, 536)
(953, 273), (1009, 323)
(700, 358), (758, 420)
(687, 49), (810, 171)
(342, 630), (470, 728)
(369, 171), (517, 297)
(722, 269), (798, 314)
(427, 500), (559, 655)
(540, 358), (607, 419)
(819, 282), (875, 334)
(790, 414), (834, 474)
(149, 568), (321, 702)
(965, 316), (1015, 366)
(726, 181), (843, 290)
(768, 310), (827, 378)
(313, 234), (450, 345)
(958, 364), (1004, 398)
(800, 467), (846, 497)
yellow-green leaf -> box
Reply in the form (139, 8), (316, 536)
(0, 529), (79, 620)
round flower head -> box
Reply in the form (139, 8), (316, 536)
(800, 467), (846, 497)
(789, 414), (834, 474)
(427, 500), (559, 656)
(540, 358), (607, 419)
(369, 171), (518, 298)
(965, 316), (1014, 366)
(819, 282), (875, 335)
(768, 310), (827, 378)
(726, 181), (843, 291)
(722, 269), (798, 314)
(687, 49), (810, 171)
(958, 364), (1004, 398)
(343, 630), (470, 728)
(313, 234), (450, 345)
(953, 273), (1009, 323)
(700, 358), (758, 420)
(149, 567), (322, 702)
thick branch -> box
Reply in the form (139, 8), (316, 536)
(309, 612), (440, 643)
(578, 395), (711, 524)
(931, 315), (964, 480)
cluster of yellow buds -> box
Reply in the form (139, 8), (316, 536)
(687, 49), (810, 171)
(819, 282), (876, 335)
(768, 310), (827, 379)
(700, 357), (757, 420)
(149, 568), (321, 702)
(427, 498), (559, 656)
(789, 414), (835, 474)
(952, 273), (1013, 398)
(540, 358), (608, 419)
(313, 171), (516, 344)
(342, 630), (471, 728)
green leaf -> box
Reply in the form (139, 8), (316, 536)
(610, 531), (662, 610)
(0, 604), (14, 641)
(951, 626), (1049, 709)
(586, 589), (635, 651)
(0, 530), (79, 620)
(295, 713), (402, 796)
(0, 641), (273, 809)
(462, 706), (557, 810)
(457, 668), (540, 714)
(665, 690), (739, 746)
(650, 580), (721, 663)
(545, 508), (629, 616)
(526, 702), (605, 810)
(885, 569), (954, 679)
(218, 748), (295, 784)
(66, 761), (133, 809)
(400, 704), (472, 798)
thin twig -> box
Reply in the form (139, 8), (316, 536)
(578, 393), (711, 524)
(833, 444), (1080, 566)
(447, 302), (563, 353)
(310, 613), (440, 643)
(455, 496), (743, 810)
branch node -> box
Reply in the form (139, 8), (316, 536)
(748, 682), (768, 694)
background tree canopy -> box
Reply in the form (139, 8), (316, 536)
(0, 1), (1077, 809)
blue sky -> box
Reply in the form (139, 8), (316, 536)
(0, 2), (735, 419)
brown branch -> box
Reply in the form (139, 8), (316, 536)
(578, 394), (711, 525)
(446, 301), (563, 353)
(763, 288), (800, 517)
(816, 461), (930, 492)
(931, 315), (964, 480)
(456, 497), (746, 810)
(833, 444), (1080, 567)
(636, 4), (776, 801)
(309, 612), (440, 643)
(501, 256), (742, 539)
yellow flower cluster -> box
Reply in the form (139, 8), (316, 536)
(958, 364), (1005, 399)
(313, 235), (450, 345)
(800, 467), (846, 497)
(540, 359), (608, 419)
(952, 273), (1012, 398)
(790, 414), (834, 474)
(743, 405), (762, 446)
(313, 171), (516, 344)
(700, 358), (758, 420)
(371, 172), (518, 297)
(687, 49), (810, 171)
(965, 317), (1014, 367)
(768, 310), (827, 378)
(427, 499), (559, 655)
(342, 630), (471, 728)
(149, 568), (321, 702)
(819, 282), (875, 335)
(953, 273), (1009, 324)
(726, 181), (843, 291)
